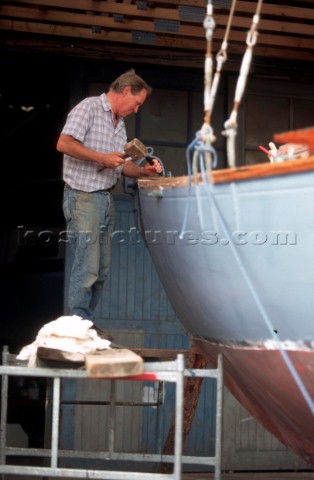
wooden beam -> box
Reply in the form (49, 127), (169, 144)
(0, 34), (208, 68)
(4, 0), (314, 23)
(0, 5), (205, 37)
(1, 12), (313, 53)
(151, 0), (314, 21)
(1, 0), (313, 64)
(1, 20), (312, 64)
(0, 4), (314, 51)
(85, 348), (144, 378)
(2, 3), (314, 38)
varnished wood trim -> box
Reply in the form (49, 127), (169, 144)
(138, 155), (314, 190)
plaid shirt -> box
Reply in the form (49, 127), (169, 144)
(62, 93), (127, 192)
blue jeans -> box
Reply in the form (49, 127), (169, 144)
(63, 187), (115, 320)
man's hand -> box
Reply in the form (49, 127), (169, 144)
(122, 158), (163, 178)
(142, 158), (163, 176)
(98, 153), (126, 170)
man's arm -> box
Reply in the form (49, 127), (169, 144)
(56, 134), (126, 169)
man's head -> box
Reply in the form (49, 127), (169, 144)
(109, 69), (152, 96)
(108, 69), (152, 118)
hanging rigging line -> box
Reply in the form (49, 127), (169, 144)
(205, 0), (237, 129)
(222, 0), (264, 168)
(194, 0), (237, 177)
(181, 0), (236, 233)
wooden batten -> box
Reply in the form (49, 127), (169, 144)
(85, 349), (144, 378)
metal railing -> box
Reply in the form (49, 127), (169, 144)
(0, 346), (223, 480)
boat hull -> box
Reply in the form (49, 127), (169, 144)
(136, 164), (314, 465)
(193, 337), (314, 466)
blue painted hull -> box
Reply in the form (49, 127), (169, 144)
(136, 162), (314, 465)
(138, 169), (314, 343)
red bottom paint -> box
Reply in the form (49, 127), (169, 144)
(192, 338), (314, 466)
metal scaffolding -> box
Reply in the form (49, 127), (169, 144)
(0, 346), (223, 480)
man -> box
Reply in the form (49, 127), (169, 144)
(57, 69), (162, 328)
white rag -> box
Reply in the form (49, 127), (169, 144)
(17, 315), (111, 366)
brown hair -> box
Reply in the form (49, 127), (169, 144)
(109, 69), (152, 96)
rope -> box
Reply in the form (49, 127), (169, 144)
(197, 0), (237, 176)
(206, 0), (237, 122)
(222, 0), (264, 167)
(180, 133), (217, 238)
(203, 0), (215, 129)
(184, 0), (217, 187)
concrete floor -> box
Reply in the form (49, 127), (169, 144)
(3, 461), (314, 480)
(17, 471), (312, 480)
(182, 473), (314, 480)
